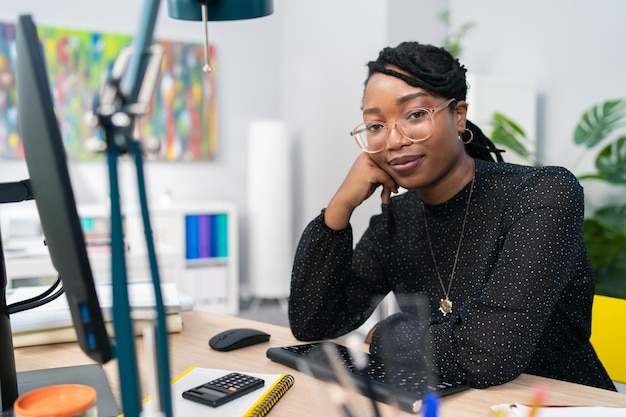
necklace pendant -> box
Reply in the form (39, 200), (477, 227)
(439, 298), (453, 316)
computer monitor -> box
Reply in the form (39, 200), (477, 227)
(14, 14), (113, 364)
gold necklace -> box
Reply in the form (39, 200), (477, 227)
(422, 175), (475, 316)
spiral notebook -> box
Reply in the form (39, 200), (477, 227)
(154, 367), (294, 417)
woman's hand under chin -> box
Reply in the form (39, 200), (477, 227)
(325, 153), (398, 230)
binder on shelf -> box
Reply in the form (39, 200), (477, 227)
(153, 366), (294, 417)
(215, 213), (228, 258)
(185, 214), (200, 259)
(198, 214), (211, 258)
(209, 213), (219, 258)
(185, 213), (229, 261)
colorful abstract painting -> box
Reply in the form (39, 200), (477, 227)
(0, 22), (18, 158)
(0, 20), (217, 161)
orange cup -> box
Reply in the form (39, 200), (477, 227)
(14, 384), (97, 417)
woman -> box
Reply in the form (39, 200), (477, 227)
(288, 41), (615, 391)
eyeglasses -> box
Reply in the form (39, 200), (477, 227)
(349, 98), (457, 153)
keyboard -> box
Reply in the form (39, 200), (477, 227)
(266, 342), (468, 413)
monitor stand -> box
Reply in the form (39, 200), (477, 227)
(1, 236), (118, 417)
(1, 364), (119, 417)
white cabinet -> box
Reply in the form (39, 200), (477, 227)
(145, 202), (239, 315)
(1, 201), (239, 315)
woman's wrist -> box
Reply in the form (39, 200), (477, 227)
(324, 199), (353, 230)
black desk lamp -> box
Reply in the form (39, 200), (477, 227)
(167, 0), (274, 73)
(167, 0), (274, 21)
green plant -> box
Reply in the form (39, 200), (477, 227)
(571, 99), (626, 299)
(437, 10), (475, 59)
(489, 112), (537, 165)
(489, 101), (626, 299)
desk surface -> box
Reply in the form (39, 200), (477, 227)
(14, 310), (626, 417)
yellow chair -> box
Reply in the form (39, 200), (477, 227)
(590, 295), (626, 384)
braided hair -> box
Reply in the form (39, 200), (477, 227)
(366, 42), (504, 162)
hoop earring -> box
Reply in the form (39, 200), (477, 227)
(458, 128), (474, 145)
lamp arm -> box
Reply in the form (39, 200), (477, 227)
(95, 1), (173, 417)
(120, 0), (161, 106)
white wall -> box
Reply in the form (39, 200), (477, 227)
(2, 0), (626, 291)
(448, 0), (626, 212)
(278, 0), (388, 245)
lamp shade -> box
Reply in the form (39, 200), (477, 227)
(167, 0), (274, 21)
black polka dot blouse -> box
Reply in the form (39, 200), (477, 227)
(288, 158), (616, 391)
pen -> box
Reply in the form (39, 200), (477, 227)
(527, 384), (546, 417)
(421, 391), (439, 417)
(329, 389), (356, 417)
(346, 335), (382, 417)
(321, 343), (368, 417)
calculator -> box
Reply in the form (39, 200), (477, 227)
(182, 372), (265, 407)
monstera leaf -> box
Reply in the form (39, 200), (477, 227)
(490, 112), (534, 164)
(572, 100), (626, 299)
(593, 205), (626, 233)
(595, 136), (626, 184)
(584, 217), (626, 299)
(573, 99), (626, 148)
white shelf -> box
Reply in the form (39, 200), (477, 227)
(1, 201), (240, 315)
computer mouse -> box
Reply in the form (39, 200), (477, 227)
(209, 328), (271, 352)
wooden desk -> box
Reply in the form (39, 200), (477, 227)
(13, 310), (626, 416)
